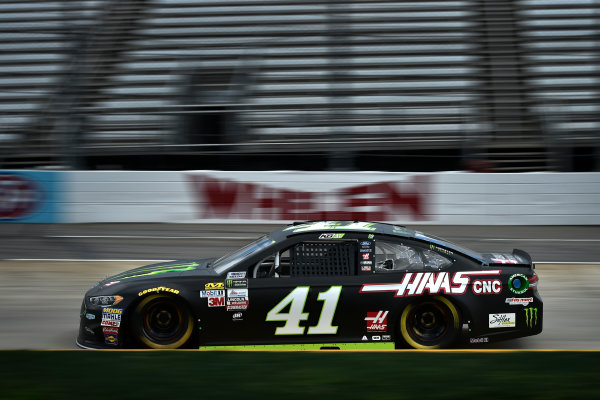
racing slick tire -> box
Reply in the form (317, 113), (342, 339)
(133, 294), (194, 349)
(399, 296), (460, 349)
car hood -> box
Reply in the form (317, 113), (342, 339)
(97, 258), (218, 286)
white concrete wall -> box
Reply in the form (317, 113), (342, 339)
(61, 171), (600, 225)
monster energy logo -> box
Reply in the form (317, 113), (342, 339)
(524, 307), (538, 328)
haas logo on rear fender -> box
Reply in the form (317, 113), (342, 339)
(360, 271), (502, 297)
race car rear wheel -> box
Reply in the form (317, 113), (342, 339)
(133, 294), (194, 349)
(399, 296), (460, 349)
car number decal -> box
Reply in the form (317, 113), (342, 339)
(266, 286), (342, 335)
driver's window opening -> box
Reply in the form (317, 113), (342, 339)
(374, 241), (452, 273)
(253, 249), (291, 278)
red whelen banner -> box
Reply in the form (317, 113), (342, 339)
(186, 172), (430, 222)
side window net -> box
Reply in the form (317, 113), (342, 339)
(374, 242), (452, 273)
(291, 241), (356, 277)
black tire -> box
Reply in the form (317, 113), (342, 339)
(133, 294), (194, 349)
(399, 296), (460, 349)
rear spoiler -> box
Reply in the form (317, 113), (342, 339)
(483, 249), (535, 269)
(513, 249), (533, 267)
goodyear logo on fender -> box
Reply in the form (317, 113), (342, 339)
(138, 286), (180, 296)
(205, 282), (224, 290)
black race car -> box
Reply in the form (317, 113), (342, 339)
(77, 221), (542, 350)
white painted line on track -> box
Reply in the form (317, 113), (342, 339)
(45, 235), (256, 240)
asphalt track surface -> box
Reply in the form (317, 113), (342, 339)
(0, 224), (598, 350)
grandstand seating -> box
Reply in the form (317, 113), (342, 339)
(0, 0), (597, 171)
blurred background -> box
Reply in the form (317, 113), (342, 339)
(0, 0), (598, 173)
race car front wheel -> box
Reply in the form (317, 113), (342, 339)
(399, 296), (460, 349)
(133, 294), (194, 349)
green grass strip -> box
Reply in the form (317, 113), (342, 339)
(0, 350), (598, 400)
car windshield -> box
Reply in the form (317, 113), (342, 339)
(212, 235), (275, 274)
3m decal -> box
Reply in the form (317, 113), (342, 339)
(266, 286), (342, 335)
(319, 233), (345, 239)
(205, 282), (225, 290)
(365, 311), (388, 332)
(489, 313), (516, 328)
(506, 297), (533, 306)
(508, 274), (529, 294)
(138, 286), (180, 296)
(360, 271), (502, 297)
(208, 297), (225, 307)
(524, 307), (539, 328)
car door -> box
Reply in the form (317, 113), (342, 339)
(206, 233), (374, 346)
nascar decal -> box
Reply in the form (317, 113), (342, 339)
(360, 271), (502, 297)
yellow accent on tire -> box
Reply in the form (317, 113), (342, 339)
(400, 296), (459, 350)
(135, 294), (194, 349)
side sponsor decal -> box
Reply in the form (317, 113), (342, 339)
(472, 279), (502, 295)
(508, 274), (529, 294)
(227, 288), (248, 298)
(319, 233), (345, 239)
(138, 286), (180, 296)
(208, 297), (225, 307)
(226, 279), (247, 288)
(489, 313), (516, 328)
(205, 282), (224, 290)
(505, 297), (533, 306)
(200, 290), (225, 298)
(227, 271), (246, 279)
(365, 311), (388, 332)
(360, 270), (502, 297)
(104, 333), (118, 346)
(470, 337), (489, 344)
(101, 308), (122, 327)
(524, 307), (539, 328)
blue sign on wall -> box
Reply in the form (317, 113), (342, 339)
(0, 170), (63, 223)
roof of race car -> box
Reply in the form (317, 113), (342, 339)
(275, 221), (484, 262)
(278, 221), (413, 238)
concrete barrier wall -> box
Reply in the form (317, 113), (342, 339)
(2, 170), (599, 224)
